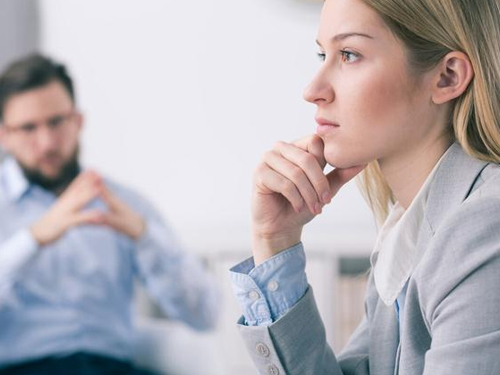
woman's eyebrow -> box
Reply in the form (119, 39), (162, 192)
(316, 32), (374, 47)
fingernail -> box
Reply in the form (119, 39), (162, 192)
(322, 192), (331, 204)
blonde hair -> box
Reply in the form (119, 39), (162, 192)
(356, 0), (500, 226)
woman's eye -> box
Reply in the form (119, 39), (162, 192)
(317, 52), (326, 62)
(340, 50), (359, 63)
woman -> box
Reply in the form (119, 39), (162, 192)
(230, 0), (500, 374)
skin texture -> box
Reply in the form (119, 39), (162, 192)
(251, 0), (473, 265)
(0, 81), (145, 246)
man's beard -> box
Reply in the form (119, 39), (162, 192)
(20, 147), (81, 194)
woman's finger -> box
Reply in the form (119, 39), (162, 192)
(254, 163), (306, 213)
(291, 135), (326, 169)
(273, 141), (331, 205)
(263, 149), (322, 214)
(327, 164), (367, 196)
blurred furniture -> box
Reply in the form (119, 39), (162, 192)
(133, 318), (223, 375)
(133, 249), (370, 375)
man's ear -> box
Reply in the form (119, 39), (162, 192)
(75, 112), (84, 133)
(431, 51), (474, 105)
(0, 126), (8, 152)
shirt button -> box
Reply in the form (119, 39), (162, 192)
(249, 290), (260, 301)
(268, 364), (280, 375)
(256, 342), (270, 357)
(267, 280), (279, 292)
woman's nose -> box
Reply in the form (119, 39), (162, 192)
(303, 70), (334, 105)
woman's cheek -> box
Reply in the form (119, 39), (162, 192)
(322, 82), (406, 167)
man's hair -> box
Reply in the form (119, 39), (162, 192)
(0, 54), (75, 122)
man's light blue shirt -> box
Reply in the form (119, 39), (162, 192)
(0, 157), (219, 367)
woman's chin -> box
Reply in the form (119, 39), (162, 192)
(323, 143), (374, 169)
(324, 149), (367, 170)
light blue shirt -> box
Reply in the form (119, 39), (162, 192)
(230, 243), (307, 326)
(0, 157), (219, 367)
(230, 243), (406, 333)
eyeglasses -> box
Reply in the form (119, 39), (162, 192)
(2, 111), (78, 142)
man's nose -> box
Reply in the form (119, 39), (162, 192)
(35, 125), (59, 152)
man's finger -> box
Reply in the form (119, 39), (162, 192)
(60, 171), (102, 209)
(99, 185), (125, 211)
(67, 183), (102, 211)
(70, 209), (105, 227)
(65, 170), (101, 195)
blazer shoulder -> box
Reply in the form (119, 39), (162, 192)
(431, 160), (500, 237)
(435, 180), (500, 252)
(416, 170), (500, 293)
(467, 161), (500, 200)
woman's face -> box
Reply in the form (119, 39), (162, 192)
(305, 0), (439, 169)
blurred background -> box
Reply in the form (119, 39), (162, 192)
(0, 0), (376, 374)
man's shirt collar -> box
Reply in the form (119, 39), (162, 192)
(1, 157), (31, 202)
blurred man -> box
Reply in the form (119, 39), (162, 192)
(0, 54), (219, 374)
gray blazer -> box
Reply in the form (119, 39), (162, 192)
(238, 142), (500, 375)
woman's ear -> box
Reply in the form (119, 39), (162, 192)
(431, 51), (474, 105)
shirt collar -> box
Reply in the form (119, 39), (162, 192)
(1, 157), (31, 202)
(371, 145), (452, 306)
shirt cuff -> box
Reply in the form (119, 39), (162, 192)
(230, 242), (308, 326)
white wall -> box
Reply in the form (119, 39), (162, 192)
(0, 0), (40, 160)
(39, 0), (376, 254)
(0, 0), (39, 71)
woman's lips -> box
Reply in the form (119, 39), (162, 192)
(315, 117), (340, 136)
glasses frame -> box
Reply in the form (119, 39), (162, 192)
(2, 110), (80, 142)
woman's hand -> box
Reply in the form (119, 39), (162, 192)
(251, 135), (365, 265)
